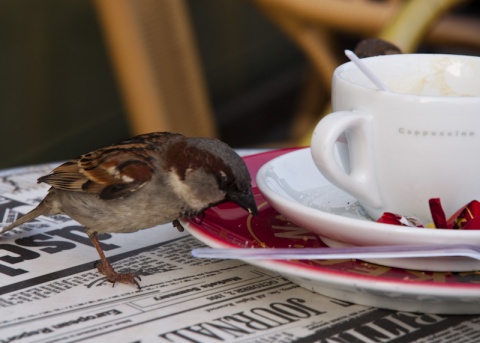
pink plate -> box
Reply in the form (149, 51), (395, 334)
(182, 149), (480, 314)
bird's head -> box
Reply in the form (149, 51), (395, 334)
(164, 138), (258, 217)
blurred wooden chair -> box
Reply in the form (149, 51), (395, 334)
(94, 0), (217, 138)
(250, 0), (480, 145)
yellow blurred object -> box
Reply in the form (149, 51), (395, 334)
(379, 0), (466, 53)
(94, 0), (217, 137)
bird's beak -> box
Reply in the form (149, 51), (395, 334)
(229, 191), (258, 216)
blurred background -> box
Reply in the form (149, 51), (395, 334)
(0, 0), (479, 169)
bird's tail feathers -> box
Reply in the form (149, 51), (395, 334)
(1, 200), (49, 234)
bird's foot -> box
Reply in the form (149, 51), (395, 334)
(95, 261), (141, 290)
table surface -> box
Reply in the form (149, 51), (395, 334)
(0, 150), (478, 343)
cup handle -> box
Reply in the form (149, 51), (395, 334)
(310, 110), (382, 208)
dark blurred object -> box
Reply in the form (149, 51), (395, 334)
(0, 1), (130, 169)
(354, 38), (402, 58)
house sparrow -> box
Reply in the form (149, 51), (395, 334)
(1, 132), (257, 289)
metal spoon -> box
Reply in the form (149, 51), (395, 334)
(192, 244), (480, 260)
(344, 49), (390, 92)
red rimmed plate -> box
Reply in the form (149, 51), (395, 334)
(182, 149), (480, 314)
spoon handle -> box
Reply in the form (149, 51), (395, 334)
(345, 49), (390, 92)
(192, 244), (480, 260)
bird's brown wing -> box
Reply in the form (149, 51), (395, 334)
(38, 132), (183, 200)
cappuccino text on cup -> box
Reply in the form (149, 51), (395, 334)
(311, 54), (480, 224)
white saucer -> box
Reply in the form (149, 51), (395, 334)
(256, 148), (480, 271)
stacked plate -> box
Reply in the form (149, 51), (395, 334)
(182, 148), (480, 314)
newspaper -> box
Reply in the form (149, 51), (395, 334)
(0, 154), (479, 343)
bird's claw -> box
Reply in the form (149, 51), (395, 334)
(108, 273), (142, 290)
(172, 219), (184, 232)
(94, 261), (142, 290)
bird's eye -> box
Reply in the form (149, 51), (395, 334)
(218, 177), (233, 190)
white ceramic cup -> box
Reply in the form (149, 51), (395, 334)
(311, 54), (480, 224)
